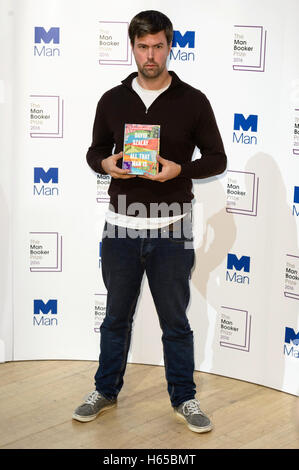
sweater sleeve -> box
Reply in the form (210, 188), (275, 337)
(86, 95), (115, 175)
(179, 95), (227, 179)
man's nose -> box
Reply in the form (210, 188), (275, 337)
(147, 47), (154, 60)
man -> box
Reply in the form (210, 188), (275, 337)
(73, 10), (227, 433)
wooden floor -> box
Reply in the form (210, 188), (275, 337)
(0, 360), (298, 449)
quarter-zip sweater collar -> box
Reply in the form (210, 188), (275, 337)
(86, 71), (227, 217)
(121, 71), (181, 115)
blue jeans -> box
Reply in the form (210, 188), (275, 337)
(95, 216), (196, 407)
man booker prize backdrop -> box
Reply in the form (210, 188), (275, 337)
(0, 0), (298, 396)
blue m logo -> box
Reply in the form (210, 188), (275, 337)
(172, 31), (195, 48)
(227, 254), (250, 273)
(285, 327), (299, 346)
(234, 114), (258, 132)
(34, 168), (58, 184)
(34, 299), (57, 315)
(34, 27), (60, 44)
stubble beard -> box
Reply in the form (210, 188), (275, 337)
(138, 62), (165, 80)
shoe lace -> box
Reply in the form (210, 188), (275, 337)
(84, 391), (101, 405)
(182, 399), (203, 416)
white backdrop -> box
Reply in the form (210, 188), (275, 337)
(0, 0), (13, 363)
(1, 0), (299, 396)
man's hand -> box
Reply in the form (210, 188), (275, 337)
(101, 152), (136, 179)
(140, 155), (181, 182)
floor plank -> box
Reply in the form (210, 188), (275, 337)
(0, 360), (298, 449)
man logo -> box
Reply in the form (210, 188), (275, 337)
(285, 327), (299, 346)
(33, 299), (58, 326)
(33, 167), (59, 196)
(292, 186), (299, 216)
(233, 113), (258, 145)
(227, 253), (250, 272)
(170, 30), (195, 62)
(234, 114), (258, 132)
(34, 167), (58, 184)
(172, 31), (195, 48)
(226, 253), (250, 284)
(34, 27), (60, 57)
(284, 327), (299, 358)
(34, 299), (57, 314)
(34, 27), (60, 44)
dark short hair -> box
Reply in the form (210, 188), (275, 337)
(128, 10), (173, 45)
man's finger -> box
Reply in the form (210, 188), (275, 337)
(111, 173), (136, 179)
(112, 167), (132, 175)
(114, 151), (123, 160)
(156, 154), (165, 163)
(113, 175), (137, 179)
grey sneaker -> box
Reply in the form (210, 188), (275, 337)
(72, 390), (117, 422)
(174, 398), (213, 433)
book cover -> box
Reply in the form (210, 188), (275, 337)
(122, 123), (160, 175)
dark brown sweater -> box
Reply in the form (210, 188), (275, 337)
(86, 71), (227, 216)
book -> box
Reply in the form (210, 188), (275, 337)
(122, 123), (160, 175)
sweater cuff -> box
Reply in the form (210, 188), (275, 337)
(97, 157), (108, 175)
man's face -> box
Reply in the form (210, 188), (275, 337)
(132, 31), (171, 80)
